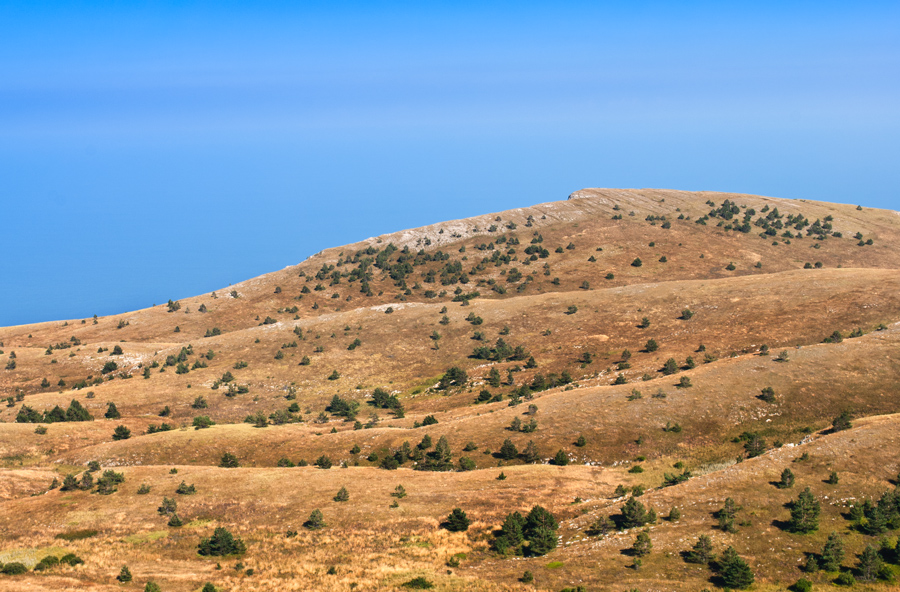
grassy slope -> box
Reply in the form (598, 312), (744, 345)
(0, 189), (898, 591)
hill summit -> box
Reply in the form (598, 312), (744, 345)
(0, 188), (899, 591)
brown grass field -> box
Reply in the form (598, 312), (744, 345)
(0, 188), (898, 591)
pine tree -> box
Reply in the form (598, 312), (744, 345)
(588, 515), (613, 537)
(621, 497), (649, 529)
(304, 509), (326, 530)
(777, 468), (795, 489)
(632, 531), (652, 557)
(662, 358), (679, 375)
(499, 439), (518, 460)
(819, 531), (844, 571)
(831, 411), (853, 432)
(445, 508), (471, 532)
(112, 425), (131, 440)
(77, 471), (94, 490)
(334, 487), (349, 502)
(219, 452), (239, 468)
(105, 402), (120, 419)
(716, 546), (754, 589)
(788, 487), (821, 533)
(117, 565), (133, 582)
(198, 527), (246, 555)
(158, 497), (177, 515)
(524, 505), (558, 556)
(492, 511), (525, 552)
(684, 534), (714, 564)
(522, 440), (540, 464)
(856, 544), (883, 582)
(552, 449), (569, 466)
(716, 497), (741, 533)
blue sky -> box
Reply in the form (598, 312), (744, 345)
(1, 1), (898, 326)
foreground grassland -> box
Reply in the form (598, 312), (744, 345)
(0, 188), (898, 591)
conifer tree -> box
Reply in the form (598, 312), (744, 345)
(117, 565), (133, 582)
(445, 508), (471, 532)
(788, 487), (821, 533)
(632, 531), (652, 557)
(304, 509), (326, 530)
(856, 544), (883, 582)
(777, 468), (795, 489)
(499, 439), (518, 460)
(819, 531), (844, 571)
(716, 546), (754, 589)
(105, 402), (121, 419)
(684, 535), (714, 564)
(621, 497), (649, 529)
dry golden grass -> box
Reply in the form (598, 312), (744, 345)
(1, 189), (899, 590)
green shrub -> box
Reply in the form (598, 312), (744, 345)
(1, 562), (27, 575)
(60, 553), (83, 566)
(834, 572), (855, 586)
(33, 555), (60, 571)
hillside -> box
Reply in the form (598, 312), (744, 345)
(0, 188), (898, 592)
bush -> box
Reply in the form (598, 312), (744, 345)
(334, 486), (349, 502)
(402, 577), (434, 589)
(32, 555), (60, 571)
(193, 416), (215, 429)
(1, 562), (27, 575)
(144, 582), (162, 592)
(789, 578), (813, 592)
(198, 527), (246, 556)
(458, 457), (476, 471)
(60, 553), (83, 566)
(834, 572), (856, 586)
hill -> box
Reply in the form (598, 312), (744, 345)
(0, 188), (898, 591)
